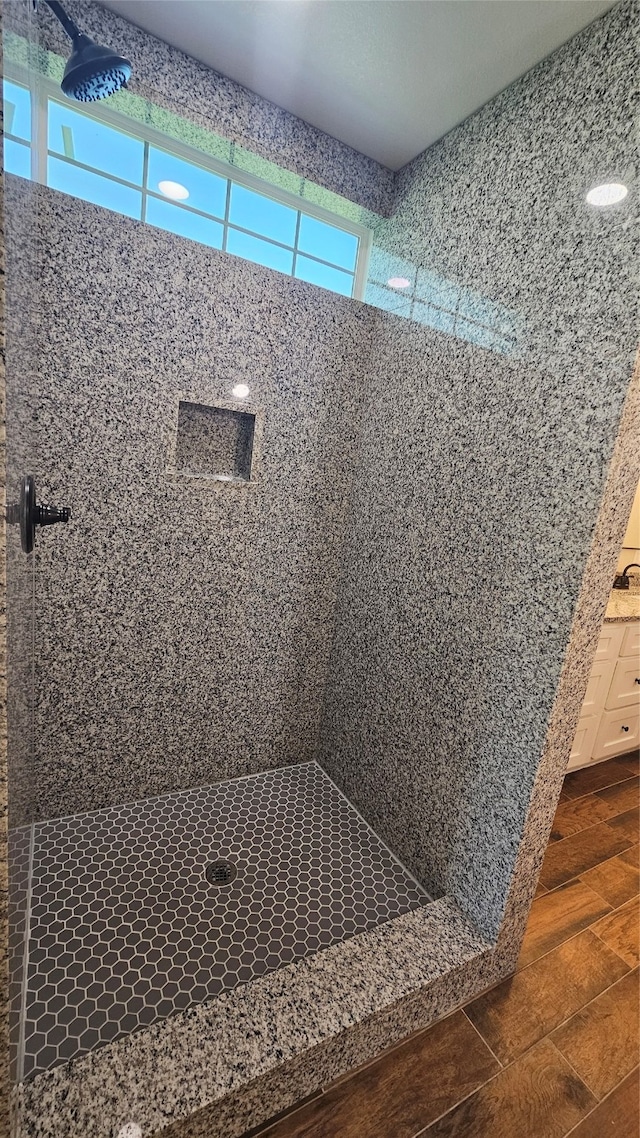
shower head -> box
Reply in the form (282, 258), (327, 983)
(43, 0), (132, 102)
(61, 33), (132, 102)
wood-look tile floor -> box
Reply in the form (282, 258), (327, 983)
(245, 751), (640, 1138)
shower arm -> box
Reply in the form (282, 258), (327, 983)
(42, 0), (83, 42)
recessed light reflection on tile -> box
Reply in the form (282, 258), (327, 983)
(586, 182), (627, 206)
(117, 1124), (142, 1138)
(387, 277), (411, 289)
(232, 384), (250, 398)
(158, 179), (190, 201)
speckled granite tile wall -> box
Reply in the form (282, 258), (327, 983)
(365, 0), (639, 362)
(3, 1), (46, 1125)
(4, 175), (373, 822)
(493, 354), (640, 971)
(4, 194), (38, 839)
(0, 9), (11, 1126)
(320, 0), (640, 940)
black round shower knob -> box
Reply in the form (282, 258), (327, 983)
(6, 475), (71, 554)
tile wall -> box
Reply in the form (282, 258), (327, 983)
(321, 0), (640, 938)
(5, 176), (373, 822)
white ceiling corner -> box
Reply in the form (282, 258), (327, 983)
(101, 0), (617, 170)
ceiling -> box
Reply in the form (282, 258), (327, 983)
(102, 0), (616, 170)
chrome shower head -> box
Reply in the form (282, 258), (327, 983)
(44, 0), (132, 102)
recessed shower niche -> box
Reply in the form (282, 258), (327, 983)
(174, 399), (256, 482)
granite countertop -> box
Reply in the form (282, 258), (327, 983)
(604, 589), (640, 622)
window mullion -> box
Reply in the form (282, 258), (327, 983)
(141, 140), (150, 223)
(291, 210), (301, 279)
(222, 178), (232, 253)
(32, 84), (48, 185)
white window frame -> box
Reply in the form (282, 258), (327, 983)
(5, 63), (372, 300)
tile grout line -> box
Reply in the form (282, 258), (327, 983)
(559, 1066), (640, 1138)
(519, 890), (617, 971)
(407, 1025), (596, 1138)
(409, 1062), (503, 1138)
(528, 948), (634, 1058)
(548, 965), (639, 1090)
(562, 760), (637, 796)
(16, 821), (35, 1085)
(463, 930), (633, 1070)
(550, 795), (637, 843)
(409, 1021), (611, 1138)
(546, 1037), (602, 1104)
(590, 905), (639, 970)
(460, 1007), (504, 1068)
(540, 828), (635, 890)
(519, 846), (638, 972)
(576, 853), (640, 906)
(591, 889), (640, 916)
(243, 1089), (326, 1138)
(518, 900), (617, 972)
(323, 992), (508, 1095)
(537, 841), (639, 904)
(546, 808), (636, 852)
(562, 782), (638, 809)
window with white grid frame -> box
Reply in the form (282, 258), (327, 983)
(3, 76), (369, 300)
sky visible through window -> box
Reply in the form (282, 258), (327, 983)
(3, 73), (520, 354)
(3, 79), (359, 298)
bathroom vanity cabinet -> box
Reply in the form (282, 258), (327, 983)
(569, 619), (640, 771)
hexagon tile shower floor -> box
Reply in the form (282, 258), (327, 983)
(9, 762), (430, 1080)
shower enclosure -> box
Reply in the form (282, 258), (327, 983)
(4, 170), (437, 1089)
(2, 12), (453, 1114)
(4, 1), (639, 1135)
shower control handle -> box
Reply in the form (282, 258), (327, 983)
(36, 502), (71, 528)
(6, 475), (71, 553)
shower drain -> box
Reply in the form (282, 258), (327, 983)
(205, 860), (237, 886)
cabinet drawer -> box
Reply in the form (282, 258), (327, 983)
(568, 715), (601, 772)
(581, 659), (615, 717)
(593, 707), (640, 761)
(605, 658), (640, 711)
(594, 624), (625, 662)
(620, 623), (640, 660)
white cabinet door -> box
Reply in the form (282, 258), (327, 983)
(606, 658), (640, 711)
(593, 707), (640, 760)
(582, 659), (616, 717)
(620, 623), (640, 660)
(567, 716), (601, 771)
(595, 624), (625, 662)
